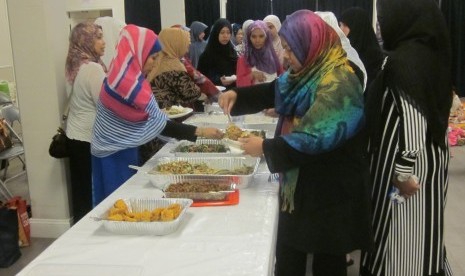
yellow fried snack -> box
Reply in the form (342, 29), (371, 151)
(140, 210), (152, 222)
(106, 199), (184, 222)
(107, 213), (124, 221)
(108, 207), (125, 216)
(167, 203), (182, 218)
(161, 209), (175, 221)
(114, 199), (128, 211)
(151, 208), (164, 221)
(123, 216), (137, 222)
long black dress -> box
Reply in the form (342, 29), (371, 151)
(230, 81), (373, 255)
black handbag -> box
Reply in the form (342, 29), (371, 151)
(49, 87), (73, 159)
(49, 127), (70, 158)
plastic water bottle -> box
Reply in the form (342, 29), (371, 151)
(389, 175), (419, 204)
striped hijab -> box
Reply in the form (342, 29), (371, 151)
(100, 24), (162, 122)
(92, 25), (167, 158)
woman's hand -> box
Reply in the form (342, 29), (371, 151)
(251, 71), (266, 83)
(196, 127), (224, 139)
(218, 90), (237, 115)
(238, 136), (264, 157)
(392, 175), (420, 199)
(220, 76), (235, 86)
(263, 108), (278, 117)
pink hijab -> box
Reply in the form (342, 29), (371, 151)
(100, 24), (162, 122)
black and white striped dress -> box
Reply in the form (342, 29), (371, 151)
(360, 87), (453, 276)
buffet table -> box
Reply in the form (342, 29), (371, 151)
(18, 141), (280, 276)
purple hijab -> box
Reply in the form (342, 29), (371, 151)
(244, 20), (281, 74)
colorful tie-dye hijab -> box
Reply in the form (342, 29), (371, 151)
(276, 10), (364, 212)
(100, 24), (162, 122)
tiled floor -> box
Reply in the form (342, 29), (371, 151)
(1, 147), (464, 276)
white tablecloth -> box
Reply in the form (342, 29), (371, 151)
(18, 142), (279, 276)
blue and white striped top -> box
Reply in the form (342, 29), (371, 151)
(91, 96), (167, 158)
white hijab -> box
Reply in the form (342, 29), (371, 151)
(94, 16), (126, 68)
(315, 11), (368, 91)
(263, 15), (284, 66)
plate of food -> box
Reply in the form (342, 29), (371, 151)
(162, 105), (193, 119)
(216, 85), (226, 91)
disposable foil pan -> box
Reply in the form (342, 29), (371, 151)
(148, 156), (260, 189)
(171, 139), (238, 157)
(162, 177), (236, 201)
(97, 198), (192, 235)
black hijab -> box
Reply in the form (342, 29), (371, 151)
(200, 18), (237, 77)
(340, 7), (384, 88)
(367, 0), (452, 148)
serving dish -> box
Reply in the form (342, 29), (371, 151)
(163, 177), (236, 201)
(148, 156), (260, 189)
(171, 139), (235, 157)
(95, 198), (192, 235)
(162, 106), (193, 119)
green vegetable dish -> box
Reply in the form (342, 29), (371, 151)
(178, 144), (228, 153)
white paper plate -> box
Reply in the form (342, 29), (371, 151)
(162, 107), (193, 119)
(216, 85), (226, 91)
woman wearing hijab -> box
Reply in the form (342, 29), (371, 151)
(339, 7), (384, 89)
(315, 11), (367, 91)
(236, 20), (283, 87)
(361, 0), (453, 275)
(316, 11), (369, 266)
(147, 27), (200, 109)
(93, 16), (126, 68)
(188, 21), (208, 69)
(65, 22), (107, 223)
(197, 18), (238, 90)
(231, 23), (244, 55)
(263, 14), (285, 67)
(91, 25), (223, 205)
(219, 10), (372, 276)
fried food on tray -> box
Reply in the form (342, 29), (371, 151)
(114, 199), (128, 211)
(106, 200), (183, 222)
(224, 125), (266, 141)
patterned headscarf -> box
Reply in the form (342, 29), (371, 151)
(315, 11), (368, 90)
(147, 28), (189, 81)
(244, 20), (281, 74)
(65, 22), (107, 85)
(100, 24), (162, 122)
(275, 10), (364, 212)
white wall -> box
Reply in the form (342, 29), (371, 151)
(6, 0), (124, 238)
(160, 0), (185, 29)
(0, 0), (14, 81)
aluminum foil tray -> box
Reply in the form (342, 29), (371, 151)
(171, 139), (239, 157)
(148, 156), (260, 189)
(162, 177), (236, 201)
(97, 198), (193, 235)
